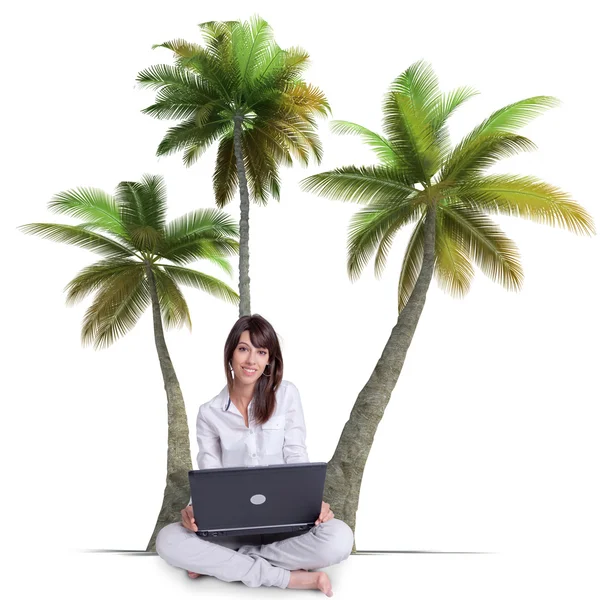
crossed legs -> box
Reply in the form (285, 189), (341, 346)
(156, 518), (354, 595)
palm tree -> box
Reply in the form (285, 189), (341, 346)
(19, 174), (239, 551)
(301, 60), (595, 551)
(136, 15), (330, 316)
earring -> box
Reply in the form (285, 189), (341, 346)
(228, 362), (233, 372)
(262, 364), (272, 378)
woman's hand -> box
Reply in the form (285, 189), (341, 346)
(315, 501), (334, 526)
(181, 504), (198, 532)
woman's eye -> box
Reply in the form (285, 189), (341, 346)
(259, 351), (267, 355)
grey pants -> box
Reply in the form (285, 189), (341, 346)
(156, 518), (354, 589)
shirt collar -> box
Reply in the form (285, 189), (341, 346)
(219, 385), (230, 411)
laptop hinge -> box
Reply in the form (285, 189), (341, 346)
(202, 522), (312, 533)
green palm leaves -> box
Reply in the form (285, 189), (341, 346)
(138, 15), (329, 316)
(137, 15), (330, 207)
(20, 174), (239, 348)
(302, 60), (595, 311)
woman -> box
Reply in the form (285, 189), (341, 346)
(156, 314), (353, 596)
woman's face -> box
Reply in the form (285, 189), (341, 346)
(230, 330), (270, 385)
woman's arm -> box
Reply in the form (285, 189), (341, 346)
(196, 405), (223, 469)
(283, 382), (310, 463)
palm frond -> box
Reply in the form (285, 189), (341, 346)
(160, 209), (238, 264)
(153, 38), (204, 58)
(160, 265), (239, 304)
(162, 208), (239, 241)
(281, 45), (311, 78)
(213, 134), (239, 208)
(251, 45), (286, 90)
(243, 135), (281, 204)
(81, 267), (150, 349)
(140, 174), (168, 230)
(301, 165), (417, 204)
(47, 188), (126, 238)
(382, 91), (438, 181)
(136, 63), (213, 95)
(429, 86), (479, 160)
(389, 60), (441, 116)
(161, 238), (238, 270)
(179, 105), (230, 167)
(439, 133), (536, 184)
(429, 86), (480, 131)
(453, 175), (595, 235)
(175, 42), (237, 100)
(160, 247), (236, 276)
(234, 15), (276, 86)
(380, 61), (445, 179)
(198, 21), (235, 61)
(155, 117), (231, 159)
(438, 96), (558, 183)
(18, 223), (136, 259)
(397, 214), (426, 313)
(347, 200), (423, 281)
(441, 204), (523, 291)
(193, 101), (220, 127)
(250, 42), (310, 94)
(199, 253), (235, 277)
(153, 268), (192, 330)
(330, 121), (402, 167)
(254, 110), (322, 165)
(373, 223), (400, 279)
(115, 178), (166, 251)
(181, 144), (207, 168)
(142, 89), (217, 122)
(278, 81), (330, 119)
(475, 96), (559, 137)
(244, 121), (294, 169)
(64, 259), (142, 306)
(196, 23), (239, 94)
(434, 216), (474, 297)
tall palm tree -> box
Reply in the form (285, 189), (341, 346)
(19, 174), (239, 551)
(301, 60), (595, 551)
(136, 15), (330, 316)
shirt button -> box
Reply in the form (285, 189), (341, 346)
(251, 453), (257, 458)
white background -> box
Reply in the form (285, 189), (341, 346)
(2, 0), (599, 597)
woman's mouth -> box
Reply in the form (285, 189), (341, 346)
(241, 367), (257, 375)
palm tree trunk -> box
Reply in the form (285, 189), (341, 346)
(323, 205), (437, 553)
(144, 261), (193, 552)
(233, 114), (252, 317)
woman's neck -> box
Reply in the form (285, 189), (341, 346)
(230, 381), (255, 410)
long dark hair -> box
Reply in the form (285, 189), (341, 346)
(224, 314), (283, 425)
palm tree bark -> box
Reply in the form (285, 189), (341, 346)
(323, 205), (437, 553)
(233, 114), (252, 317)
(144, 261), (193, 552)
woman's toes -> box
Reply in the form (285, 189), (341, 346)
(316, 572), (333, 597)
(187, 571), (202, 579)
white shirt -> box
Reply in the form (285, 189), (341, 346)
(196, 380), (309, 469)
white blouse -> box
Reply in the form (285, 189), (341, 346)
(196, 380), (309, 469)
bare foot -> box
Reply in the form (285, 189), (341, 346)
(288, 570), (333, 597)
(187, 571), (203, 579)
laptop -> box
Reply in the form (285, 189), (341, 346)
(188, 462), (327, 537)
